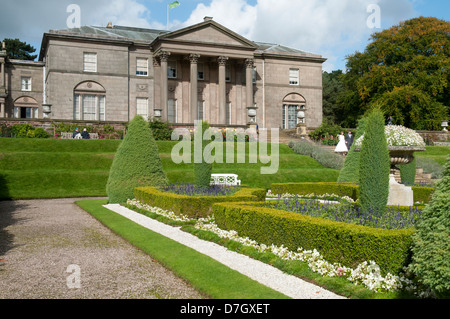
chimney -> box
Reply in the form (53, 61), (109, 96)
(204, 16), (213, 22)
(106, 22), (114, 29)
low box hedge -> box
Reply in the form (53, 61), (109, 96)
(134, 186), (265, 219)
(213, 201), (415, 275)
(271, 182), (435, 204)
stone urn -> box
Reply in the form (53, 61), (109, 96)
(387, 146), (425, 207)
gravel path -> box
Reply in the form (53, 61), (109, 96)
(0, 198), (204, 299)
(105, 204), (346, 299)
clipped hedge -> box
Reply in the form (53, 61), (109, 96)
(134, 186), (265, 219)
(271, 182), (360, 201)
(213, 202), (415, 275)
(271, 182), (435, 204)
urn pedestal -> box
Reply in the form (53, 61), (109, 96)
(387, 147), (425, 206)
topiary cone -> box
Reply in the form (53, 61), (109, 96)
(106, 115), (168, 203)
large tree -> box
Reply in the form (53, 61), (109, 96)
(338, 17), (449, 130)
(322, 70), (345, 125)
(2, 38), (37, 61)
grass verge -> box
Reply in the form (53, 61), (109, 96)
(76, 199), (290, 300)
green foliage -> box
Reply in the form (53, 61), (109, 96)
(2, 38), (37, 60)
(194, 121), (212, 188)
(134, 186), (265, 219)
(399, 158), (416, 186)
(148, 119), (174, 141)
(290, 140), (345, 170)
(358, 108), (390, 213)
(416, 157), (444, 179)
(338, 117), (368, 183)
(5, 124), (50, 138)
(271, 182), (360, 201)
(338, 17), (450, 130)
(409, 155), (450, 295)
(322, 70), (345, 125)
(213, 202), (414, 275)
(308, 120), (344, 143)
(106, 115), (168, 204)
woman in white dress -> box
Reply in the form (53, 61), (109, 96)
(334, 131), (348, 155)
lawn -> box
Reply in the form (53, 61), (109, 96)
(0, 138), (341, 200)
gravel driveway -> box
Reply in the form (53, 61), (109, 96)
(0, 198), (204, 299)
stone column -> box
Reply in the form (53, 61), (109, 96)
(189, 54), (200, 122)
(218, 56), (228, 125)
(0, 60), (4, 88)
(0, 101), (4, 118)
(245, 59), (254, 109)
(159, 51), (171, 122)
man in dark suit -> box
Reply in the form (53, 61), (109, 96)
(345, 131), (354, 149)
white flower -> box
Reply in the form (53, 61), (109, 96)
(355, 125), (426, 147)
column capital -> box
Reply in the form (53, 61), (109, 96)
(245, 58), (254, 68)
(158, 50), (171, 62)
(189, 53), (200, 64)
(217, 56), (228, 66)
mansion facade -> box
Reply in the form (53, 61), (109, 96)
(0, 17), (326, 130)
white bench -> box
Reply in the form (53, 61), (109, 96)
(210, 174), (241, 186)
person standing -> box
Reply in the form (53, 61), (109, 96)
(345, 130), (354, 149)
(335, 131), (348, 155)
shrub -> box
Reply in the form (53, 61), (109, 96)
(134, 186), (265, 218)
(194, 121), (212, 188)
(359, 108), (390, 213)
(416, 157), (444, 179)
(290, 140), (344, 170)
(338, 117), (368, 183)
(409, 155), (450, 295)
(213, 202), (414, 275)
(308, 120), (344, 144)
(106, 115), (168, 203)
(271, 182), (359, 200)
(148, 119), (173, 141)
(400, 158), (416, 186)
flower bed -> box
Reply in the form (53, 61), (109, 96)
(212, 201), (415, 276)
(134, 186), (265, 219)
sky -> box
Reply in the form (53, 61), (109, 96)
(0, 0), (448, 72)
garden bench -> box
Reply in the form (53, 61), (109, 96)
(210, 174), (241, 186)
(61, 132), (99, 139)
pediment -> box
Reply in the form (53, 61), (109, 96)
(160, 20), (257, 49)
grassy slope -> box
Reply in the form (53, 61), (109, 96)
(0, 138), (340, 199)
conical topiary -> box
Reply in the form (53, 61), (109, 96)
(358, 108), (390, 213)
(106, 115), (168, 203)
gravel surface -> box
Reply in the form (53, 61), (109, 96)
(0, 198), (204, 299)
(105, 204), (346, 299)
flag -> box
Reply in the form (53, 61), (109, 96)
(169, 1), (180, 9)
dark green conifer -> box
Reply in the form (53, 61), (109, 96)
(106, 115), (168, 203)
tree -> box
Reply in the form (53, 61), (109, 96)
(338, 17), (449, 130)
(2, 38), (37, 60)
(358, 108), (390, 213)
(106, 115), (168, 203)
(194, 120), (212, 188)
(409, 155), (450, 296)
(322, 70), (345, 125)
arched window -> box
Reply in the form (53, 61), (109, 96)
(14, 96), (39, 119)
(73, 81), (106, 121)
(282, 93), (306, 129)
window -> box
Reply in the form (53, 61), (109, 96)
(168, 99), (177, 123)
(136, 98), (149, 120)
(226, 65), (231, 82)
(83, 53), (97, 72)
(283, 105), (298, 129)
(136, 58), (148, 76)
(289, 68), (299, 85)
(197, 63), (204, 80)
(21, 77), (32, 91)
(74, 94), (106, 121)
(252, 67), (257, 84)
(14, 107), (38, 119)
(168, 61), (177, 78)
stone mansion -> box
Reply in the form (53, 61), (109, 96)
(0, 17), (326, 130)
